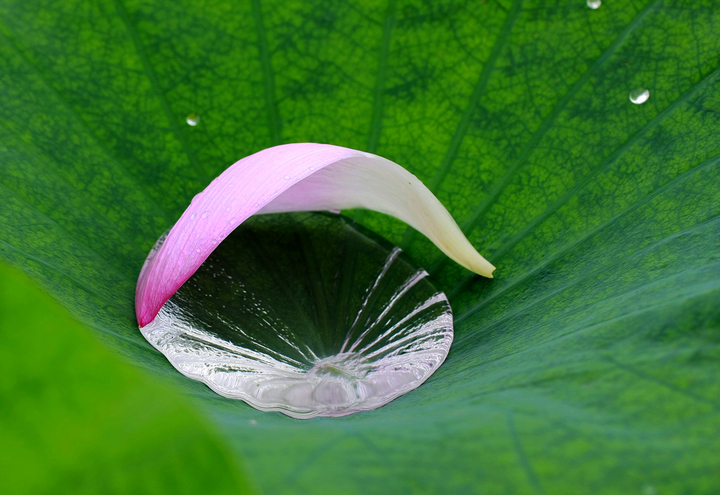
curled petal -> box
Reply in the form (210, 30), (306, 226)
(136, 143), (494, 326)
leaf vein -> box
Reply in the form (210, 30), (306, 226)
(507, 413), (545, 494)
(459, 0), (663, 237)
(112, 0), (197, 167)
(453, 152), (720, 320)
(399, 0), (524, 248)
(366, 0), (398, 154)
(0, 21), (169, 219)
(251, 0), (282, 145)
(482, 64), (720, 268)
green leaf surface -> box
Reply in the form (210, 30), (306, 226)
(0, 263), (255, 495)
(1, 0), (719, 493)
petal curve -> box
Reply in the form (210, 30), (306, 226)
(136, 143), (494, 326)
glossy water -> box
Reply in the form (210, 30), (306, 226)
(140, 213), (453, 418)
(629, 88), (650, 104)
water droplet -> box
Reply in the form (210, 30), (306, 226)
(141, 213), (453, 419)
(629, 88), (650, 104)
(309, 166), (315, 171)
(283, 175), (291, 180)
(196, 248), (201, 253)
(190, 213), (197, 220)
(225, 206), (232, 212)
(586, 0), (601, 9)
(201, 211), (210, 219)
(186, 113), (200, 126)
(249, 419), (257, 426)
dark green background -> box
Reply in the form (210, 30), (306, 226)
(1, 0), (719, 493)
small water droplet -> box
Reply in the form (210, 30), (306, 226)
(283, 175), (291, 180)
(249, 419), (257, 425)
(225, 206), (232, 212)
(201, 211), (210, 219)
(190, 213), (197, 220)
(196, 248), (201, 253)
(629, 88), (650, 104)
(586, 0), (601, 9)
(186, 113), (200, 126)
(309, 166), (315, 171)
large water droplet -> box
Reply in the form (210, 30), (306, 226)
(629, 88), (650, 104)
(186, 113), (200, 126)
(586, 0), (601, 9)
(140, 213), (453, 418)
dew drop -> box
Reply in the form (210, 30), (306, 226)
(201, 211), (210, 219)
(140, 213), (453, 419)
(249, 419), (257, 426)
(309, 166), (315, 171)
(190, 213), (197, 220)
(186, 113), (200, 126)
(586, 0), (601, 9)
(283, 175), (291, 180)
(629, 88), (650, 104)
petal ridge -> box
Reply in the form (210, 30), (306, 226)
(136, 143), (494, 326)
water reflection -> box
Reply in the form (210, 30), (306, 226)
(141, 212), (453, 418)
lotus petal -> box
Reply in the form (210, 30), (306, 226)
(136, 143), (494, 326)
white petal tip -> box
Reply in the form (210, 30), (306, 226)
(472, 258), (496, 278)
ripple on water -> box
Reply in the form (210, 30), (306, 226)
(140, 212), (453, 418)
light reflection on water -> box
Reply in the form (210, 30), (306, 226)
(140, 212), (453, 418)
